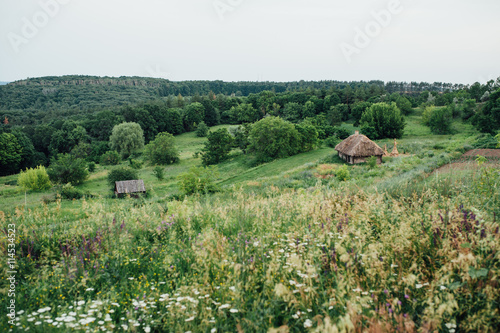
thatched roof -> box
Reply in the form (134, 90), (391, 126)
(335, 132), (384, 157)
(115, 180), (146, 194)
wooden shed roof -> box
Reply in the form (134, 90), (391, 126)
(115, 180), (146, 194)
(335, 132), (384, 157)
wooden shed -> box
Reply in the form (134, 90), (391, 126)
(114, 180), (146, 197)
(335, 131), (384, 164)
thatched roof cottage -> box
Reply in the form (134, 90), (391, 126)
(335, 131), (384, 164)
(115, 180), (146, 197)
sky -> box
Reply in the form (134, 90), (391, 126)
(1, 0), (499, 84)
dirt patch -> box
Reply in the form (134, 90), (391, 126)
(462, 149), (500, 158)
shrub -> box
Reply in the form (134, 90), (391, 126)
(58, 183), (83, 200)
(100, 151), (121, 165)
(47, 154), (89, 185)
(143, 132), (180, 165)
(129, 158), (143, 170)
(333, 127), (350, 140)
(367, 156), (377, 169)
(107, 167), (139, 188)
(335, 165), (350, 181)
(17, 165), (52, 191)
(428, 106), (453, 134)
(177, 166), (219, 196)
(196, 121), (209, 137)
(88, 162), (96, 173)
(153, 166), (165, 180)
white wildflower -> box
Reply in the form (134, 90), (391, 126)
(304, 319), (313, 328)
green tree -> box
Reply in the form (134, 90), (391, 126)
(12, 129), (36, 170)
(229, 123), (252, 153)
(360, 102), (405, 139)
(473, 88), (500, 134)
(109, 122), (145, 158)
(295, 122), (319, 152)
(201, 128), (234, 166)
(196, 121), (209, 137)
(396, 96), (413, 115)
(0, 133), (22, 176)
(100, 151), (121, 165)
(86, 110), (123, 141)
(47, 154), (89, 185)
(184, 102), (205, 131)
(248, 116), (300, 162)
(428, 106), (453, 134)
(17, 165), (51, 191)
(327, 106), (343, 126)
(282, 103), (304, 122)
(351, 102), (372, 126)
(143, 132), (180, 165)
(303, 101), (317, 118)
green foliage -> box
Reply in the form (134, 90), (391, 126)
(195, 121), (209, 137)
(421, 105), (435, 125)
(143, 132), (180, 165)
(295, 122), (319, 152)
(248, 116), (301, 162)
(87, 162), (96, 173)
(70, 142), (92, 160)
(327, 105), (342, 126)
(396, 95), (413, 115)
(109, 122), (145, 158)
(107, 167), (139, 188)
(360, 102), (405, 139)
(17, 165), (51, 191)
(324, 136), (341, 148)
(177, 166), (219, 195)
(367, 156), (377, 169)
(128, 158), (143, 170)
(335, 164), (350, 181)
(351, 101), (372, 126)
(473, 88), (500, 134)
(47, 154), (89, 185)
(282, 102), (304, 122)
(0, 132), (22, 176)
(184, 102), (205, 131)
(100, 151), (121, 165)
(201, 128), (234, 166)
(153, 166), (165, 180)
(229, 124), (252, 153)
(58, 183), (83, 200)
(428, 106), (453, 134)
(333, 127), (350, 140)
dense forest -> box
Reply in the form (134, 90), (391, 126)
(0, 75), (499, 176)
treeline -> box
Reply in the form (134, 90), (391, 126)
(1, 76), (499, 176)
(0, 75), (479, 115)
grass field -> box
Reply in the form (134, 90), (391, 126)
(1, 115), (499, 332)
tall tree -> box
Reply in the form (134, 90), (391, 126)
(109, 122), (145, 158)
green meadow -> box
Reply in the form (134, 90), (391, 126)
(1, 116), (499, 332)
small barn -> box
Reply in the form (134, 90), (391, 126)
(335, 131), (384, 164)
(115, 180), (146, 197)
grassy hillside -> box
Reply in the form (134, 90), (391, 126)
(1, 116), (499, 332)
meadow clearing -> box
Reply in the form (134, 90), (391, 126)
(1, 117), (499, 332)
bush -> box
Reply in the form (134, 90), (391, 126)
(88, 162), (96, 173)
(196, 121), (209, 137)
(324, 136), (341, 148)
(58, 183), (83, 200)
(17, 165), (52, 191)
(367, 156), (377, 169)
(428, 106), (453, 134)
(335, 165), (350, 181)
(177, 166), (219, 196)
(100, 151), (121, 165)
(143, 132), (180, 165)
(129, 158), (143, 170)
(107, 167), (139, 188)
(333, 127), (350, 140)
(153, 166), (165, 180)
(47, 154), (89, 186)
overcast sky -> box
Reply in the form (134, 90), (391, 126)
(1, 0), (499, 84)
